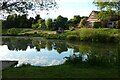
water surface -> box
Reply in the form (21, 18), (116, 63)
(0, 36), (118, 66)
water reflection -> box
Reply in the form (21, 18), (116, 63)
(0, 36), (119, 66)
(2, 37), (68, 53)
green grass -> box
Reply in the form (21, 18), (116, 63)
(2, 28), (120, 42)
(2, 64), (119, 78)
(65, 28), (120, 42)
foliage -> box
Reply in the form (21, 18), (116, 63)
(67, 15), (81, 28)
(64, 52), (118, 67)
(32, 16), (46, 29)
(65, 28), (119, 43)
(7, 28), (19, 35)
(93, 0), (120, 20)
(79, 28), (119, 42)
(93, 0), (120, 12)
(115, 20), (120, 29)
(2, 14), (32, 28)
(46, 18), (53, 30)
(79, 18), (86, 27)
(92, 22), (103, 28)
(53, 15), (68, 30)
(73, 15), (81, 25)
(0, 0), (57, 14)
(64, 54), (83, 64)
(66, 35), (79, 41)
(32, 23), (39, 29)
(19, 63), (31, 67)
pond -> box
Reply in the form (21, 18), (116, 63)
(0, 36), (119, 66)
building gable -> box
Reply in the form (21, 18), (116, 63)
(87, 11), (100, 22)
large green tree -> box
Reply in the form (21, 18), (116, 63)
(46, 18), (53, 30)
(93, 0), (120, 20)
(67, 15), (81, 28)
(0, 0), (58, 14)
(53, 15), (68, 30)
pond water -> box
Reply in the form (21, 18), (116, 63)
(0, 36), (119, 66)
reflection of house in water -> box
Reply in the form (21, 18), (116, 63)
(87, 10), (120, 28)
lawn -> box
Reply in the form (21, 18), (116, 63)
(2, 64), (119, 79)
(2, 28), (120, 42)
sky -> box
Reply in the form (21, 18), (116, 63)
(37, 0), (98, 19)
(0, 0), (99, 20)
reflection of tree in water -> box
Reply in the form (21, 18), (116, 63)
(54, 42), (68, 54)
(66, 42), (118, 65)
(2, 38), (32, 51)
(2, 37), (118, 65)
(32, 39), (46, 51)
(46, 41), (53, 51)
(2, 37), (69, 53)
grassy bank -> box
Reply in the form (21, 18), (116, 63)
(2, 28), (120, 42)
(2, 64), (119, 78)
(65, 28), (120, 42)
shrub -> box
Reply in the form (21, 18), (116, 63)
(64, 54), (83, 64)
(115, 20), (120, 29)
(92, 22), (103, 28)
(32, 23), (40, 29)
(59, 34), (66, 40)
(79, 18), (86, 27)
(79, 28), (118, 42)
(64, 53), (115, 66)
(19, 63), (31, 67)
(45, 34), (59, 39)
(67, 35), (79, 41)
(7, 28), (18, 35)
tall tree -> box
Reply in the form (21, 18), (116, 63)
(67, 15), (81, 28)
(53, 15), (68, 30)
(93, 0), (120, 20)
(0, 0), (58, 16)
(46, 18), (53, 30)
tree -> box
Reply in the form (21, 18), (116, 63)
(72, 15), (81, 25)
(46, 18), (53, 30)
(38, 19), (47, 29)
(93, 0), (120, 20)
(34, 15), (41, 23)
(79, 18), (87, 27)
(53, 15), (68, 30)
(67, 15), (81, 28)
(32, 18), (47, 29)
(0, 0), (58, 14)
(2, 14), (33, 28)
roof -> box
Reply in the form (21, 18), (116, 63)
(88, 10), (100, 18)
(88, 10), (120, 21)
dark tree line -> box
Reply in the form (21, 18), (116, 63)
(2, 14), (33, 28)
(2, 14), (84, 30)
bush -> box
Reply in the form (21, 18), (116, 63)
(7, 28), (18, 35)
(115, 20), (120, 29)
(64, 53), (115, 66)
(19, 63), (31, 67)
(79, 28), (119, 42)
(92, 22), (103, 28)
(64, 54), (83, 64)
(32, 23), (39, 29)
(79, 18), (86, 27)
(67, 35), (79, 41)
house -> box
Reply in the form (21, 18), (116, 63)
(87, 10), (120, 28)
(87, 11), (100, 27)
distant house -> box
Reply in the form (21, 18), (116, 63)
(87, 10), (120, 28)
